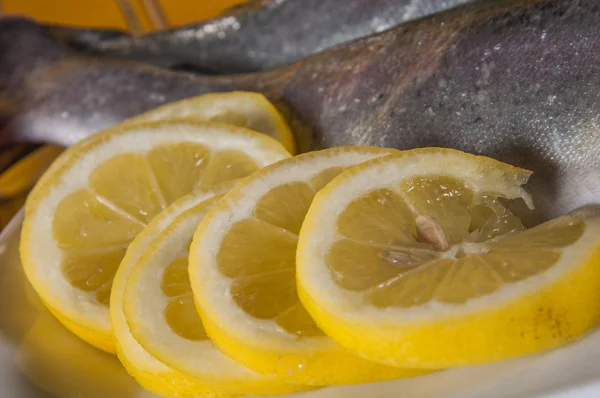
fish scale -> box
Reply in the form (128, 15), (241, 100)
(1, 0), (600, 224)
(48, 0), (471, 73)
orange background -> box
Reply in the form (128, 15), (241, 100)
(0, 0), (249, 230)
(2, 0), (248, 31)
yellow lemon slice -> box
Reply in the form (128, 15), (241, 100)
(189, 147), (429, 386)
(122, 188), (311, 396)
(20, 120), (290, 353)
(296, 148), (600, 369)
(113, 185), (234, 397)
(126, 91), (296, 154)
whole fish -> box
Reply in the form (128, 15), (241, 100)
(49, 0), (472, 73)
(1, 0), (600, 223)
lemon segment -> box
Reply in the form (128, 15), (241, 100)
(297, 148), (600, 369)
(122, 191), (309, 396)
(126, 91), (296, 154)
(21, 120), (290, 353)
(162, 257), (209, 341)
(189, 147), (429, 385)
(112, 186), (238, 398)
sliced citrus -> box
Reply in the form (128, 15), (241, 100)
(296, 148), (600, 369)
(112, 185), (235, 397)
(189, 147), (429, 385)
(126, 91), (296, 154)
(20, 120), (290, 353)
(122, 189), (311, 396)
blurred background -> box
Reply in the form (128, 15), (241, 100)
(0, 0), (247, 32)
(0, 0), (247, 230)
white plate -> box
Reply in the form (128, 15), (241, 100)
(2, 209), (600, 398)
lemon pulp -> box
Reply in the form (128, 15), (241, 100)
(296, 149), (600, 369)
(54, 146), (258, 309)
(163, 256), (209, 341)
(217, 167), (348, 336)
(326, 175), (583, 308)
(121, 192), (312, 396)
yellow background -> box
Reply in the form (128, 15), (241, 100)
(2, 0), (248, 31)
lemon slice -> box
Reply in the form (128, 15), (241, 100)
(296, 148), (600, 369)
(122, 189), (310, 396)
(126, 91), (296, 154)
(112, 185), (235, 397)
(189, 147), (428, 385)
(20, 120), (290, 353)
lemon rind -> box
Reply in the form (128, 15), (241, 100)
(20, 121), (290, 352)
(188, 147), (430, 385)
(124, 91), (296, 154)
(121, 188), (310, 396)
(112, 187), (234, 396)
(296, 149), (600, 368)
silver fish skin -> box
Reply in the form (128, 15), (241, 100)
(1, 0), (600, 223)
(49, 0), (471, 73)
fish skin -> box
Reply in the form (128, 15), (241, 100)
(1, 0), (600, 222)
(47, 0), (471, 74)
(277, 0), (600, 224)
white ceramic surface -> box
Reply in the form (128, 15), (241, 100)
(1, 210), (599, 398)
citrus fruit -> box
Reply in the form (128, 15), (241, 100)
(112, 185), (235, 397)
(296, 147), (600, 368)
(126, 91), (296, 154)
(20, 120), (290, 353)
(189, 147), (429, 385)
(122, 188), (311, 396)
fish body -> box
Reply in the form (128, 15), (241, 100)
(1, 0), (600, 221)
(51, 0), (471, 73)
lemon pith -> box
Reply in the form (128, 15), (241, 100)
(296, 148), (600, 368)
(20, 120), (290, 353)
(111, 187), (239, 397)
(122, 191), (310, 396)
(125, 91), (296, 154)
(189, 147), (430, 385)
